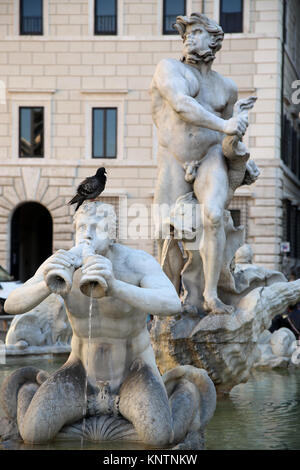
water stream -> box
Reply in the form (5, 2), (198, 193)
(81, 286), (94, 447)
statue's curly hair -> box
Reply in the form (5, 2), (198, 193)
(73, 201), (117, 242)
(174, 13), (224, 54)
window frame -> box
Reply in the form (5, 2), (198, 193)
(92, 107), (118, 159)
(20, 0), (43, 36)
(162, 0), (186, 35)
(19, 106), (44, 159)
(219, 0), (243, 34)
(283, 199), (299, 260)
(281, 114), (300, 180)
(94, 0), (117, 36)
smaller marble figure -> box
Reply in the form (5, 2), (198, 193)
(5, 294), (71, 354)
(254, 328), (298, 369)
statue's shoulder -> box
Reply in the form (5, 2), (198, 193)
(155, 58), (184, 75)
(113, 244), (159, 272)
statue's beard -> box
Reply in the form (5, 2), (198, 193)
(183, 46), (215, 65)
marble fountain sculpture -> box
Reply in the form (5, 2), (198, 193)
(253, 328), (299, 369)
(149, 12), (300, 393)
(5, 294), (71, 355)
(0, 202), (216, 450)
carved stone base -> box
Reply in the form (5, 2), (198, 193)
(151, 280), (300, 393)
(0, 362), (216, 450)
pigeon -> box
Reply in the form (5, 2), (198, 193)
(68, 167), (107, 211)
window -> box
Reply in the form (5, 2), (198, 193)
(19, 107), (44, 158)
(281, 114), (300, 180)
(283, 200), (300, 260)
(163, 0), (186, 35)
(20, 0), (43, 35)
(229, 209), (241, 228)
(92, 108), (117, 158)
(220, 0), (243, 33)
(297, 136), (300, 181)
(95, 0), (117, 35)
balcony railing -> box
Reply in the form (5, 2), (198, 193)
(95, 15), (116, 35)
(21, 16), (42, 35)
(163, 14), (177, 34)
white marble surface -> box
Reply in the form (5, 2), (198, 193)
(150, 13), (257, 315)
(254, 328), (299, 369)
(2, 201), (215, 449)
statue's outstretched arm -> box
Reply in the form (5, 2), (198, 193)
(4, 266), (51, 315)
(111, 281), (181, 317)
(5, 248), (82, 315)
(110, 259), (181, 316)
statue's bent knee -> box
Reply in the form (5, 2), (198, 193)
(203, 206), (223, 229)
(119, 359), (173, 447)
(20, 421), (53, 444)
(19, 359), (87, 444)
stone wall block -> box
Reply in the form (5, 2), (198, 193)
(36, 178), (49, 202)
(41, 187), (59, 206)
(48, 196), (68, 211)
(2, 186), (20, 207)
(52, 205), (71, 218)
(0, 195), (13, 211)
(21, 167), (41, 200)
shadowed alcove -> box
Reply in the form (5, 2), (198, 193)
(10, 202), (53, 282)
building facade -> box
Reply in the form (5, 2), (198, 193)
(0, 0), (299, 282)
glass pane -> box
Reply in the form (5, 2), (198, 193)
(164, 0), (185, 15)
(95, 0), (116, 16)
(220, 0), (243, 33)
(106, 109), (117, 157)
(20, 108), (31, 156)
(22, 0), (42, 16)
(93, 109), (104, 158)
(21, 0), (42, 34)
(32, 107), (43, 157)
(20, 107), (43, 157)
(164, 0), (185, 33)
(221, 0), (242, 13)
(95, 0), (116, 33)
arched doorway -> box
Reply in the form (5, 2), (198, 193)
(10, 202), (53, 282)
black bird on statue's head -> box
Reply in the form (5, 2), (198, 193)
(68, 167), (107, 212)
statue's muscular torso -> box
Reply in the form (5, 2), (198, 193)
(63, 244), (159, 393)
(151, 58), (235, 164)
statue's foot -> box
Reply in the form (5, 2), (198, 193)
(181, 304), (206, 318)
(203, 297), (234, 315)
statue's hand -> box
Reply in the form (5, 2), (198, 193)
(233, 96), (257, 116)
(223, 113), (248, 139)
(43, 249), (75, 276)
(81, 255), (115, 289)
